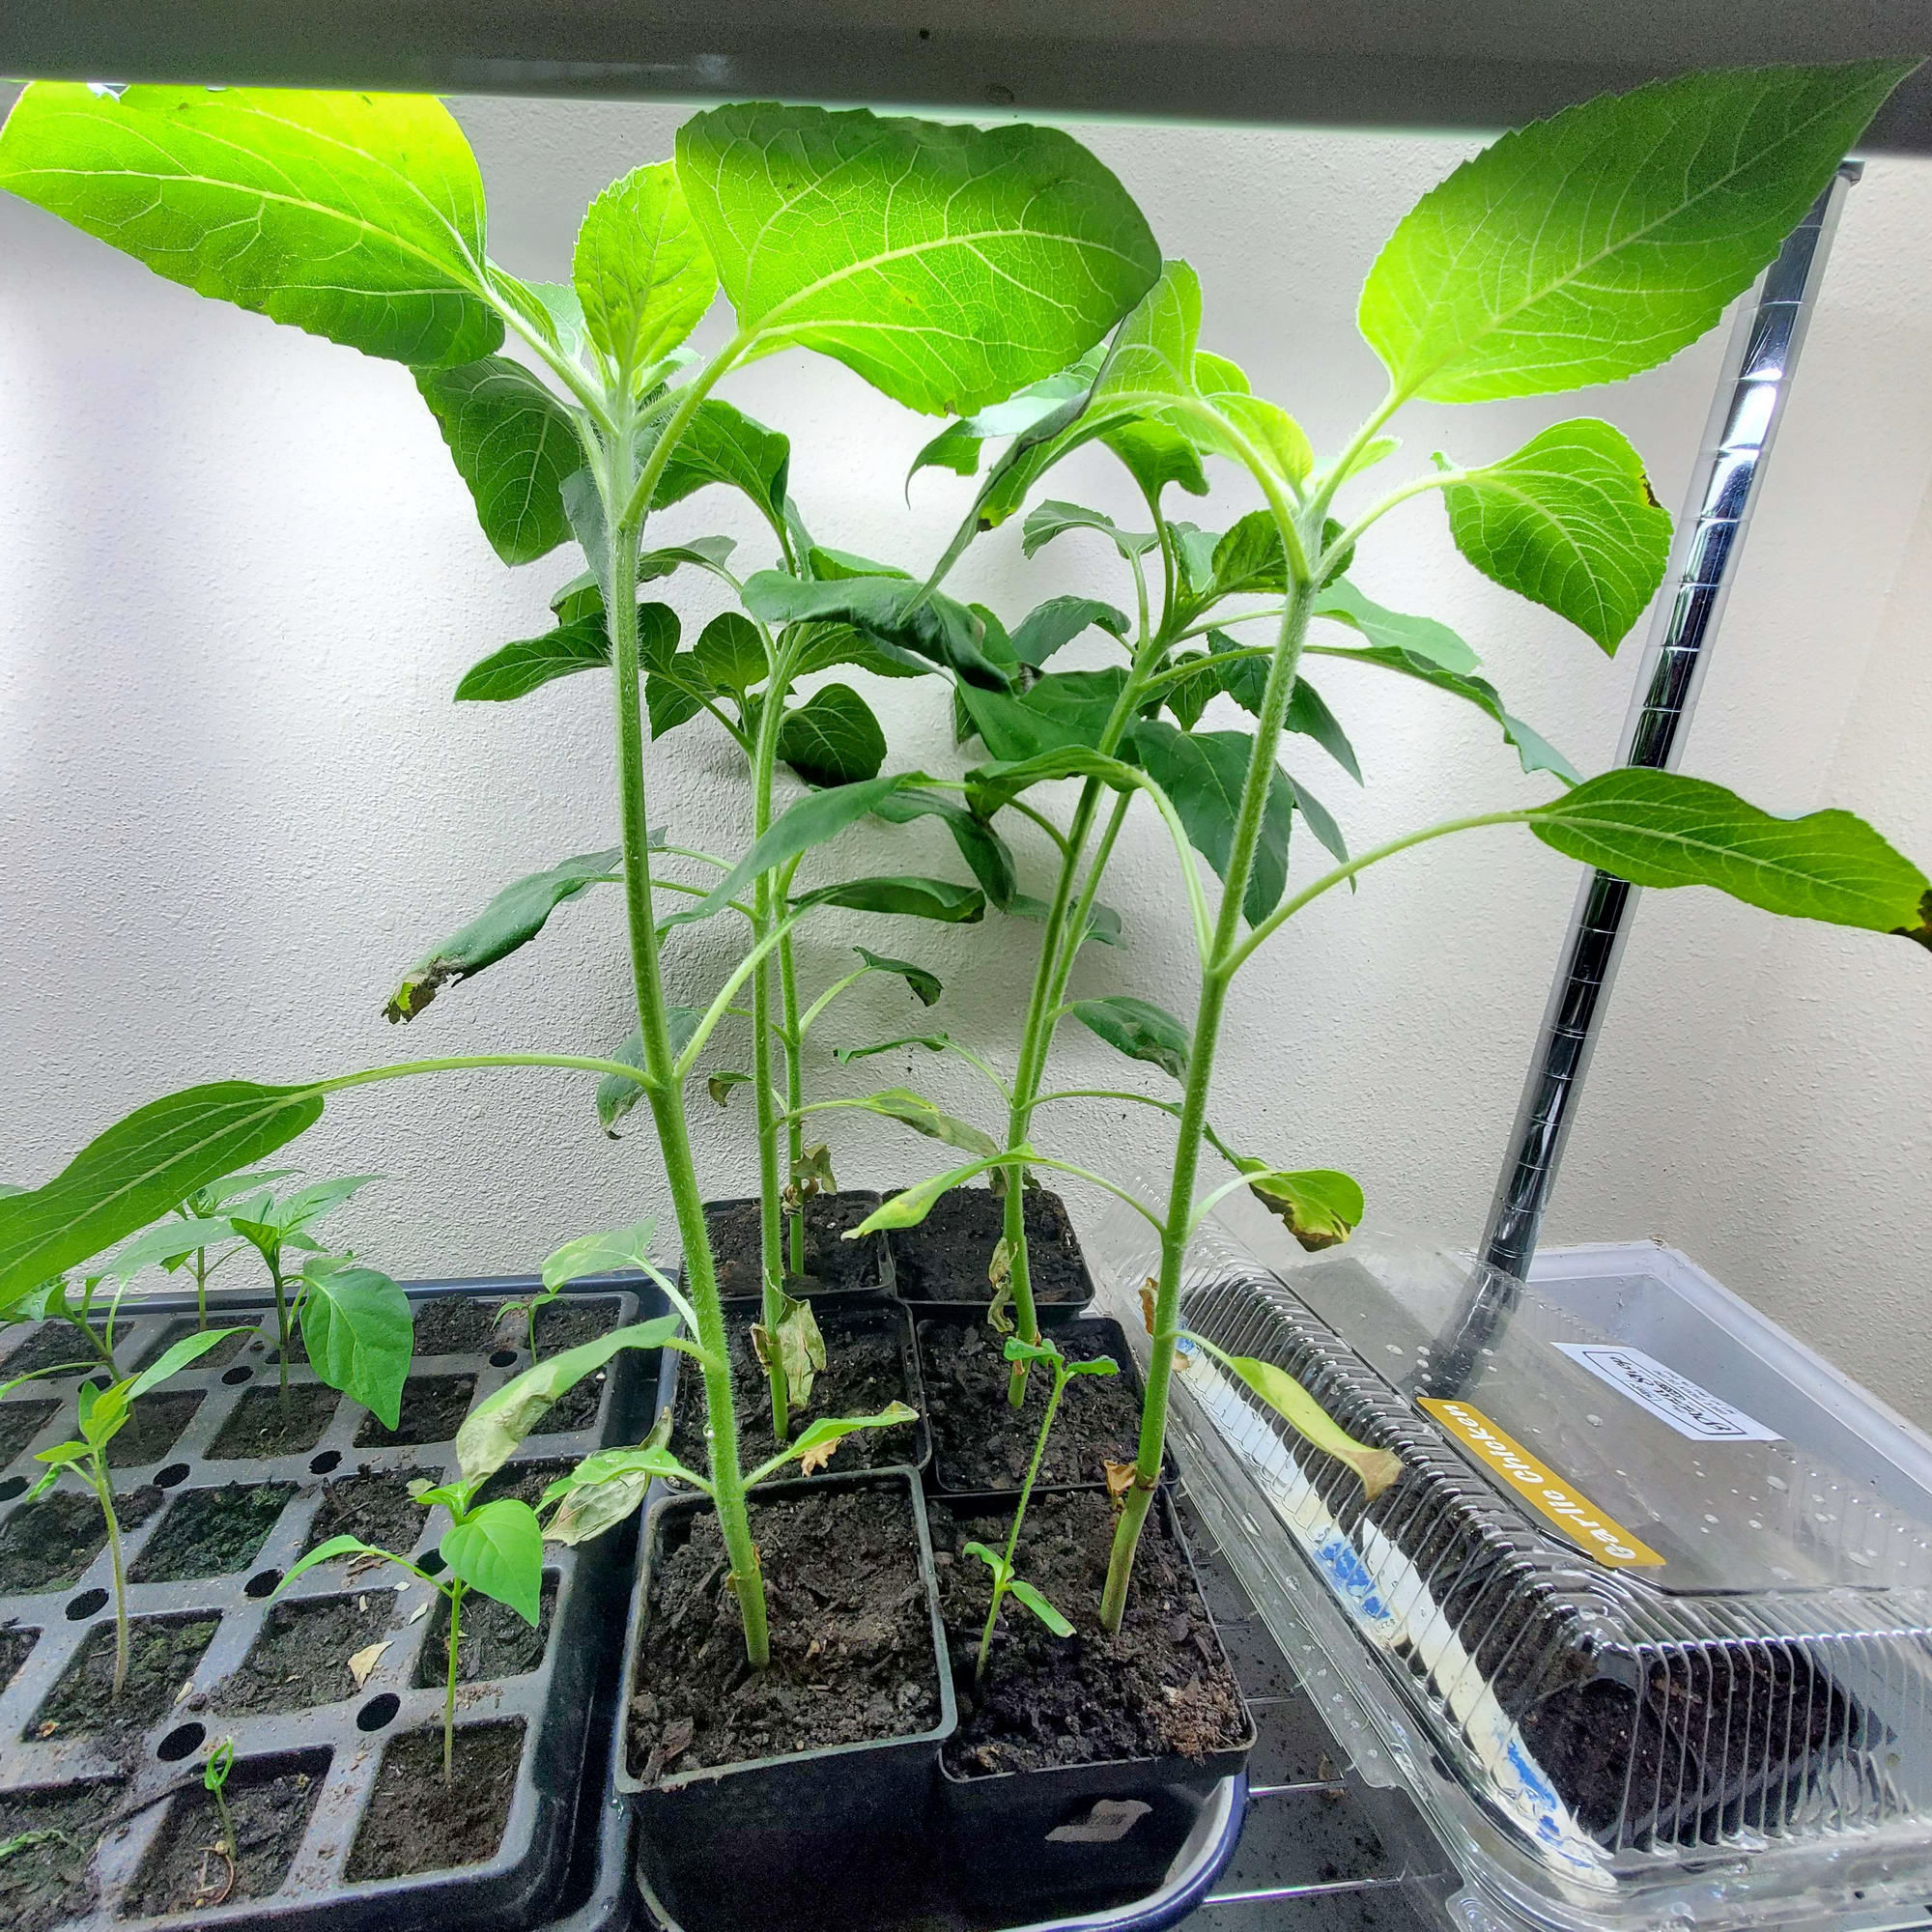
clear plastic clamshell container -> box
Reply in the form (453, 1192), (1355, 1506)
(1083, 1194), (1932, 1932)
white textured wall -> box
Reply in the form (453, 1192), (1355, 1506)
(2, 94), (1927, 1422)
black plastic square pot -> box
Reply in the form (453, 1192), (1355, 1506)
(0, 1277), (659, 1932)
(617, 1470), (955, 1878)
(931, 1489), (1254, 1911)
(699, 1192), (891, 1302)
(885, 1183), (1095, 1316)
(916, 1309), (1176, 1504)
(654, 1296), (929, 1488)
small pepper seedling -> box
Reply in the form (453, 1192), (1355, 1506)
(202, 1735), (238, 1856)
(275, 1314), (680, 1777)
(23, 1328), (248, 1696)
(964, 1334), (1118, 1685)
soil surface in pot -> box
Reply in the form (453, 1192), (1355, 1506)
(628, 1484), (941, 1778)
(345, 1721), (524, 1881)
(216, 1591), (401, 1715)
(706, 1193), (885, 1298)
(919, 1319), (1142, 1492)
(35, 1613), (221, 1746)
(668, 1307), (919, 1482)
(930, 1492), (1247, 1776)
(103, 1390), (203, 1469)
(0, 1624), (37, 1691)
(303, 1467), (430, 1555)
(0, 1485), (163, 1593)
(0, 1322), (113, 1378)
(356, 1374), (474, 1448)
(138, 1321), (254, 1371)
(0, 1399), (57, 1469)
(411, 1294), (503, 1356)
(474, 1458), (573, 1510)
(129, 1482), (293, 1582)
(416, 1576), (557, 1685)
(0, 1780), (120, 1932)
(523, 1293), (621, 1360)
(887, 1186), (1091, 1304)
(126, 1763), (326, 1916)
(209, 1382), (340, 1460)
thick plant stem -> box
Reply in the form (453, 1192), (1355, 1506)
(749, 690), (790, 1440)
(193, 1251), (208, 1331)
(976, 1363), (1066, 1685)
(443, 1587), (462, 1782)
(270, 1259), (290, 1407)
(98, 1466), (129, 1696)
(604, 476), (769, 1667)
(779, 936), (808, 1278)
(1101, 572), (1317, 1633)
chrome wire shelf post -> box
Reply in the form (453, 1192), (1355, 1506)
(1479, 162), (1861, 1283)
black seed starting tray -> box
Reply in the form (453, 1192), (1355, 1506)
(0, 1277), (659, 1932)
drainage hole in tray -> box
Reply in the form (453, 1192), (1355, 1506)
(0, 1478), (25, 1502)
(490, 1349), (518, 1368)
(357, 1692), (400, 1732)
(154, 1463), (190, 1490)
(157, 1720), (206, 1762)
(245, 1569), (282, 1600)
(66, 1588), (108, 1621)
(309, 1450), (342, 1475)
(418, 1550), (447, 1577)
(221, 1366), (253, 1386)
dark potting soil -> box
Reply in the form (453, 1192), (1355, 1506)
(930, 1491), (1248, 1776)
(304, 1468), (430, 1556)
(134, 1321), (255, 1371)
(668, 1309), (919, 1482)
(356, 1375), (474, 1447)
(706, 1193), (886, 1298)
(0, 1623), (38, 1691)
(919, 1319), (1143, 1492)
(473, 1459), (573, 1511)
(887, 1186), (1090, 1304)
(412, 1294), (504, 1356)
(416, 1575), (557, 1686)
(345, 1721), (524, 1881)
(209, 1382), (340, 1460)
(0, 1399), (57, 1469)
(0, 1779), (120, 1932)
(628, 1484), (940, 1779)
(34, 1614), (220, 1745)
(215, 1591), (401, 1715)
(526, 1297), (625, 1431)
(0, 1485), (164, 1593)
(103, 1390), (204, 1469)
(0, 1323), (112, 1379)
(128, 1482), (294, 1582)
(124, 1763), (326, 1917)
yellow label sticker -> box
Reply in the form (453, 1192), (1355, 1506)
(1418, 1397), (1665, 1570)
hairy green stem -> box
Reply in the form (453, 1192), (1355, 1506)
(602, 445), (768, 1668)
(976, 1361), (1068, 1685)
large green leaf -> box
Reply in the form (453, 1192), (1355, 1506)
(653, 400), (789, 526)
(414, 358), (581, 566)
(454, 614), (611, 702)
(299, 1263), (412, 1430)
(385, 847), (620, 1020)
(1443, 420), (1672, 652)
(778, 684), (886, 786)
(0, 84), (499, 365)
(0, 1082), (327, 1300)
(1172, 646), (1361, 784)
(798, 876), (985, 923)
(1312, 581), (1480, 673)
(1237, 1165), (1365, 1251)
(1066, 996), (1190, 1082)
(742, 574), (1009, 691)
(542, 1214), (658, 1292)
(962, 745), (1142, 820)
(692, 611), (768, 695)
(852, 947), (942, 1008)
(454, 1317), (679, 1483)
(675, 103), (1159, 414)
(1531, 771), (1932, 939)
(871, 788), (1017, 910)
(441, 1499), (544, 1624)
(1360, 62), (1910, 404)
(1316, 645), (1577, 783)
(668, 773), (918, 926)
(573, 161), (716, 375)
(1010, 596), (1130, 669)
(1130, 720), (1293, 925)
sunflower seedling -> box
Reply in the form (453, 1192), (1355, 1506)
(24, 1328), (248, 1695)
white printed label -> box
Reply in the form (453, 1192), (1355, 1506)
(1552, 1343), (1782, 1443)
